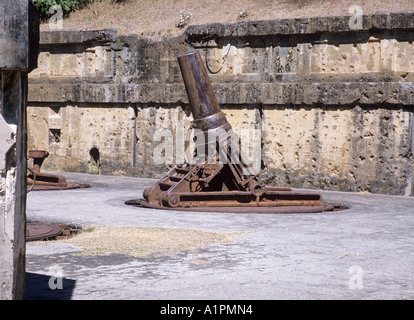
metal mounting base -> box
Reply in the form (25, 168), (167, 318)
(26, 223), (63, 241)
(125, 197), (336, 214)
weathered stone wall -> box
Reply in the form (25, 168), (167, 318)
(27, 30), (189, 176)
(27, 13), (414, 196)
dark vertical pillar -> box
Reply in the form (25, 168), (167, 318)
(0, 0), (38, 300)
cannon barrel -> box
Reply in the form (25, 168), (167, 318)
(178, 50), (255, 176)
(178, 50), (231, 133)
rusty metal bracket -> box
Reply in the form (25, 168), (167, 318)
(27, 150), (86, 191)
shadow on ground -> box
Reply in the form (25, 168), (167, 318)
(26, 272), (76, 300)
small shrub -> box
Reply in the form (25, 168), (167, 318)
(238, 9), (248, 19)
(31, 0), (88, 19)
(176, 9), (192, 28)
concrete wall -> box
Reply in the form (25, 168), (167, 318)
(27, 13), (414, 196)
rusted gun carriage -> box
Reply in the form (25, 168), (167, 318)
(27, 150), (84, 191)
(127, 50), (334, 213)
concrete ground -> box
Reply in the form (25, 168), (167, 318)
(25, 173), (414, 300)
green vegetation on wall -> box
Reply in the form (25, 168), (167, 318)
(31, 0), (88, 19)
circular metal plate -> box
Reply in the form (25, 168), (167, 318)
(125, 199), (336, 214)
(27, 223), (63, 241)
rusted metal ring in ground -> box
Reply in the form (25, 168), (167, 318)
(26, 223), (63, 241)
(125, 199), (346, 214)
(30, 183), (92, 191)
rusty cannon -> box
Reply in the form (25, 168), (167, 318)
(126, 50), (335, 213)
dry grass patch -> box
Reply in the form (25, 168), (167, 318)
(41, 0), (414, 40)
(65, 225), (242, 257)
